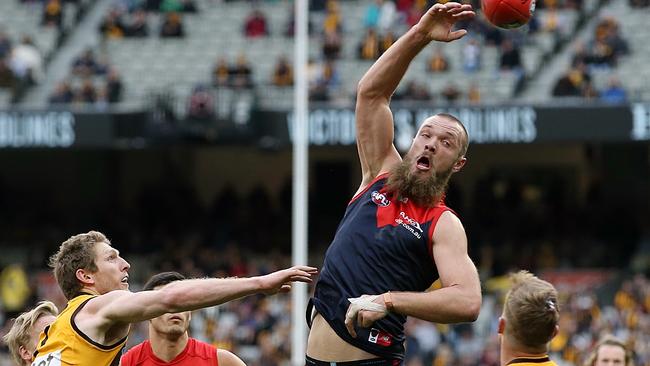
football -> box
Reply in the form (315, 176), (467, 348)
(481, 0), (536, 29)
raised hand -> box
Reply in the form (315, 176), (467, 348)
(257, 265), (318, 295)
(416, 2), (475, 43)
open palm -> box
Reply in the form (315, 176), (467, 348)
(418, 2), (475, 42)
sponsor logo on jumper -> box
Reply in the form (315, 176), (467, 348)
(395, 211), (422, 239)
(371, 191), (391, 207)
(368, 328), (393, 347)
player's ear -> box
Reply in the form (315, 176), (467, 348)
(452, 156), (466, 172)
(76, 268), (94, 286)
(497, 317), (506, 335)
(550, 324), (559, 340)
(18, 345), (32, 362)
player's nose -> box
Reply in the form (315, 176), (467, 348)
(121, 258), (131, 271)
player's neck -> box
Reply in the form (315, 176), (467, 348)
(149, 330), (189, 363)
(500, 340), (548, 366)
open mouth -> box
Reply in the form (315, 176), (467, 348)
(416, 156), (431, 170)
(121, 275), (129, 284)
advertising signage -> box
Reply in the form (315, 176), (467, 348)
(0, 111), (146, 148)
(274, 103), (650, 149)
(1, 104), (649, 149)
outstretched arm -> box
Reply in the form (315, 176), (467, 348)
(345, 212), (481, 337)
(85, 265), (317, 325)
(355, 2), (475, 191)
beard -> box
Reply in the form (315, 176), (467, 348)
(385, 156), (453, 207)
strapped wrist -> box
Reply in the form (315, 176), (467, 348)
(384, 292), (395, 312)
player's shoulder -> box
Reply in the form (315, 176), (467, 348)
(120, 341), (150, 366)
(436, 209), (463, 228)
(217, 348), (246, 366)
(187, 337), (218, 358)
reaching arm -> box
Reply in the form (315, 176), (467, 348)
(355, 2), (475, 189)
(85, 266), (317, 325)
(345, 212), (481, 336)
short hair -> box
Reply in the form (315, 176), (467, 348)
(143, 271), (186, 292)
(435, 113), (469, 158)
(584, 335), (634, 366)
(503, 270), (559, 351)
(48, 231), (110, 300)
(2, 301), (59, 365)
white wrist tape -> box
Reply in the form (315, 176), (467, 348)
(346, 295), (388, 319)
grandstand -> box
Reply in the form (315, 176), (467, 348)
(0, 0), (648, 366)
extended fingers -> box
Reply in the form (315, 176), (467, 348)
(292, 265), (318, 272)
(290, 275), (314, 283)
(452, 10), (476, 20)
(448, 29), (468, 41)
(345, 307), (358, 337)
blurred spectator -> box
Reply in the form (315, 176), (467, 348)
(160, 0), (183, 13)
(48, 81), (74, 104)
(187, 84), (214, 121)
(427, 48), (449, 72)
(231, 54), (253, 89)
(42, 0), (63, 28)
(0, 31), (12, 59)
(319, 59), (340, 91)
(322, 29), (342, 60)
(272, 56), (293, 87)
(179, 0), (198, 13)
(0, 58), (15, 89)
(99, 8), (127, 39)
(323, 0), (342, 35)
(600, 76), (626, 104)
(377, 0), (397, 33)
(462, 38), (481, 72)
(585, 18), (629, 68)
(358, 28), (380, 60)
(78, 78), (97, 103)
(552, 63), (591, 97)
(499, 39), (522, 71)
(126, 9), (149, 37)
(396, 0), (415, 14)
(94, 86), (110, 111)
(106, 68), (123, 103)
(364, 0), (381, 29)
(396, 80), (431, 101)
(9, 36), (43, 84)
(71, 49), (99, 77)
(160, 0), (198, 13)
(160, 12), (184, 38)
(379, 31), (396, 55)
(404, 3), (423, 27)
(441, 82), (461, 103)
(310, 60), (339, 101)
(468, 83), (481, 104)
(583, 335), (634, 366)
(212, 57), (230, 87)
(244, 9), (269, 38)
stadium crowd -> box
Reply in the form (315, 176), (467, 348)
(33, 0), (625, 111)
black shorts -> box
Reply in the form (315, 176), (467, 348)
(306, 355), (402, 366)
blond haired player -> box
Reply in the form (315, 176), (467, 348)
(3, 301), (59, 366)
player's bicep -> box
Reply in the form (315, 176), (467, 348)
(91, 290), (169, 324)
(355, 96), (401, 183)
(431, 212), (480, 292)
